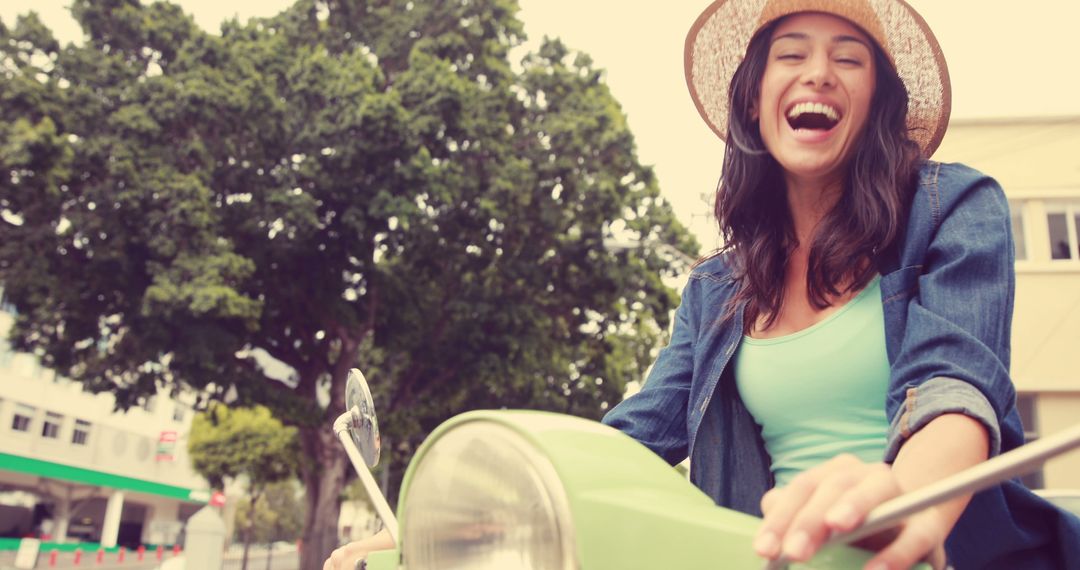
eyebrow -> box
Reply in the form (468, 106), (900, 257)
(772, 32), (872, 50)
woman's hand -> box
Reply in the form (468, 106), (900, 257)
(754, 413), (990, 569)
(323, 528), (394, 570)
(753, 454), (948, 570)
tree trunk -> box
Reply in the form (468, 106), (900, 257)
(379, 435), (391, 501)
(241, 491), (260, 570)
(265, 522), (278, 570)
(299, 425), (348, 570)
(222, 482), (241, 549)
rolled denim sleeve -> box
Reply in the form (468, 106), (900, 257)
(885, 168), (1015, 462)
(601, 275), (699, 465)
(885, 376), (1002, 461)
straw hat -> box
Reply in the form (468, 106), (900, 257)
(685, 0), (951, 157)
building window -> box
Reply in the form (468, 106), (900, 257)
(1008, 200), (1027, 261)
(12, 403), (35, 433)
(1016, 394), (1044, 489)
(172, 404), (186, 423)
(41, 412), (62, 439)
(72, 419), (91, 445)
(1046, 202), (1080, 261)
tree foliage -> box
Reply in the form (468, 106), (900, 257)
(0, 1), (697, 568)
(188, 404), (299, 490)
(234, 480), (305, 544)
(189, 404), (298, 570)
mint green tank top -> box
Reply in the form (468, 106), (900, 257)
(733, 276), (889, 488)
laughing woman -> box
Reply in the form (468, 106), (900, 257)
(603, 0), (1080, 568)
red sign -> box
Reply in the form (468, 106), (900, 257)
(156, 431), (177, 461)
(210, 491), (226, 507)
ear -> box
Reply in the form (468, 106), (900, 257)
(749, 98), (760, 121)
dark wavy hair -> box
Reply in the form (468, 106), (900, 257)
(715, 19), (922, 333)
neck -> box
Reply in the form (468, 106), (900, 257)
(784, 172), (844, 247)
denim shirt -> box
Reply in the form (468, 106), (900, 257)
(602, 161), (1080, 568)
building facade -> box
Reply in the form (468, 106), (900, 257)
(933, 115), (1080, 489)
(0, 302), (210, 549)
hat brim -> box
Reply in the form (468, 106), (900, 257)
(685, 0), (951, 158)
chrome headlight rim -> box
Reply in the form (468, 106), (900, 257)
(398, 414), (580, 570)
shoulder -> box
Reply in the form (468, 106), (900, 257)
(679, 252), (739, 310)
(919, 161), (1005, 197)
(676, 253), (740, 331)
(688, 252), (737, 285)
(915, 161), (1008, 223)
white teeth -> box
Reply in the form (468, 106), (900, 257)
(787, 102), (840, 122)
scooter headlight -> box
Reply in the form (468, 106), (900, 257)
(400, 420), (578, 570)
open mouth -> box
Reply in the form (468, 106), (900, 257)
(786, 102), (841, 131)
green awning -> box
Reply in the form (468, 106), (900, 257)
(0, 452), (209, 503)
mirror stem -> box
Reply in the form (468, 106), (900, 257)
(335, 413), (400, 545)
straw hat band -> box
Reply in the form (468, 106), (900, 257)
(685, 0), (951, 157)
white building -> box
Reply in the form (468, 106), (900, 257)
(0, 300), (211, 549)
(934, 115), (1080, 489)
(338, 499), (379, 543)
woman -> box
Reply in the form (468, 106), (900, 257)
(326, 1), (1080, 569)
(604, 0), (1080, 568)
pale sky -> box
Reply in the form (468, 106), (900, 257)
(3, 0), (1078, 252)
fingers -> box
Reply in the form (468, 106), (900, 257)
(781, 467), (863, 561)
(864, 510), (948, 570)
(325, 546), (345, 570)
(754, 454), (859, 559)
(824, 462), (902, 532)
(755, 470), (820, 559)
(754, 455), (951, 568)
(324, 543), (368, 570)
(756, 455), (911, 563)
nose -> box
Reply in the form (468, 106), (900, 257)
(801, 52), (835, 89)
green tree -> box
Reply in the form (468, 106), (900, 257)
(189, 404), (299, 570)
(0, 2), (696, 568)
(234, 479), (305, 570)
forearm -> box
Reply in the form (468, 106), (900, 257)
(360, 528), (395, 551)
(324, 529), (395, 570)
(891, 412), (990, 530)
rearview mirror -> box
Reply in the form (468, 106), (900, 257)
(333, 368), (398, 543)
(345, 368), (380, 468)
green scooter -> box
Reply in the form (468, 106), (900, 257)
(333, 369), (1080, 570)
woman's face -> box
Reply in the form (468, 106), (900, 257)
(756, 13), (877, 185)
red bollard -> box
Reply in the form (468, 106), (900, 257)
(296, 539), (302, 553)
(137, 545), (145, 561)
(156, 545), (163, 561)
(172, 543), (181, 557)
(73, 548), (82, 566)
(48, 550), (58, 567)
(118, 547), (126, 562)
(96, 549), (104, 564)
